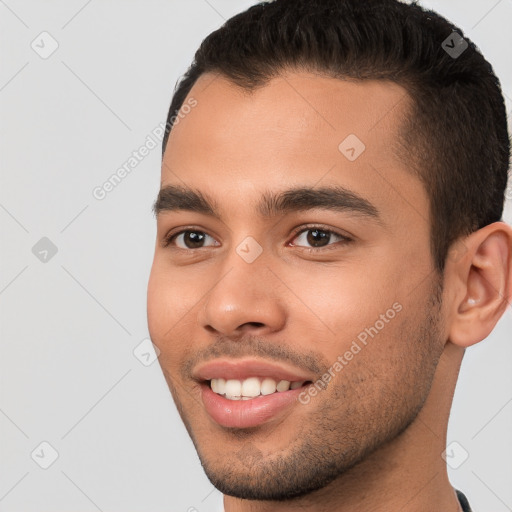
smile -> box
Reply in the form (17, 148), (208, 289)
(192, 358), (316, 428)
(210, 377), (309, 400)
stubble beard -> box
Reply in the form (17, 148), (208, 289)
(166, 282), (445, 502)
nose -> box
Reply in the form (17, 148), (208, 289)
(198, 252), (287, 337)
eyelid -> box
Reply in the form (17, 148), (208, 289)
(289, 223), (353, 240)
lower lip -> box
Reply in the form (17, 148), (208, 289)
(200, 383), (307, 428)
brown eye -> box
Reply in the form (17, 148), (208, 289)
(306, 229), (330, 247)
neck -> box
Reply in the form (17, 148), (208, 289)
(224, 342), (465, 512)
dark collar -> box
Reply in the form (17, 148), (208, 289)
(456, 489), (472, 512)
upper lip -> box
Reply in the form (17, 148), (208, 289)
(193, 358), (315, 383)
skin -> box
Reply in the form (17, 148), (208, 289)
(147, 71), (512, 511)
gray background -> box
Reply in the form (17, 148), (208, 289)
(0, 1), (511, 510)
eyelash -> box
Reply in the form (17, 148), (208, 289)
(162, 224), (353, 252)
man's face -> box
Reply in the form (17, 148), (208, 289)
(147, 71), (447, 500)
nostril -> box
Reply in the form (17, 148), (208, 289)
(244, 322), (265, 328)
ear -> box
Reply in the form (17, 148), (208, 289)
(446, 221), (512, 348)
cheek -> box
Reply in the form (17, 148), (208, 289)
(147, 265), (168, 339)
(147, 260), (209, 370)
(147, 264), (188, 348)
(288, 263), (401, 345)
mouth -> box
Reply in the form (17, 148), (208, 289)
(208, 376), (312, 400)
(193, 359), (315, 429)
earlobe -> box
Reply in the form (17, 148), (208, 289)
(448, 222), (512, 348)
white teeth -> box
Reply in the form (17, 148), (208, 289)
(241, 377), (261, 397)
(260, 378), (277, 395)
(276, 380), (291, 392)
(210, 377), (307, 400)
(216, 378), (226, 395)
(225, 379), (242, 397)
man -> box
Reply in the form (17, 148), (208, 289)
(147, 0), (511, 510)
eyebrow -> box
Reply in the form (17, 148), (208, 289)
(153, 184), (381, 223)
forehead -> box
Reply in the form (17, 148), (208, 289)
(166, 71), (410, 156)
(162, 71), (427, 227)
